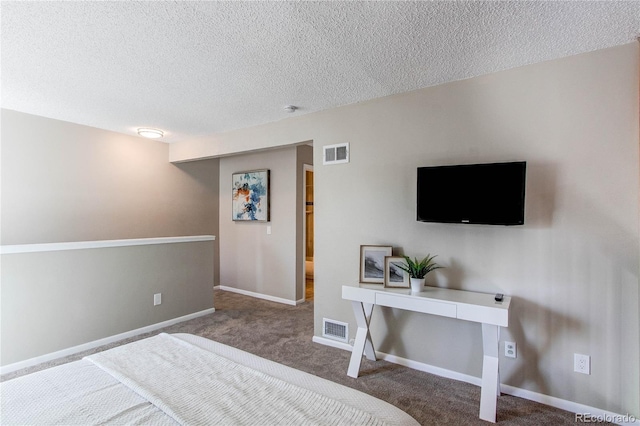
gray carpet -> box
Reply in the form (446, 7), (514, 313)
(2, 289), (585, 425)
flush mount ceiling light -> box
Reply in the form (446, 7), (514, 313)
(283, 105), (298, 113)
(137, 128), (164, 139)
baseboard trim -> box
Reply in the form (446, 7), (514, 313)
(499, 385), (640, 425)
(312, 337), (639, 424)
(377, 351), (482, 387)
(312, 335), (353, 351)
(218, 285), (297, 306)
(0, 308), (216, 375)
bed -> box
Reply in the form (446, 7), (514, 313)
(1, 333), (419, 425)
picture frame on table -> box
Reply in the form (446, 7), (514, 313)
(359, 245), (393, 284)
(384, 256), (410, 288)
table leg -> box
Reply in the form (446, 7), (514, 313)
(347, 301), (376, 378)
(479, 323), (500, 422)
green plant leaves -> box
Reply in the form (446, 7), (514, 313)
(395, 254), (443, 279)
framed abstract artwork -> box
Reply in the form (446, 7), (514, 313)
(232, 169), (270, 221)
(359, 245), (392, 284)
(384, 256), (410, 288)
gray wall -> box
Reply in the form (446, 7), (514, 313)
(313, 43), (638, 416)
(1, 111), (220, 364)
(1, 241), (214, 364)
(218, 145), (311, 302)
(170, 43), (640, 416)
(1, 110), (220, 247)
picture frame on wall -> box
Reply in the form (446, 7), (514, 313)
(384, 256), (410, 288)
(232, 169), (270, 222)
(359, 245), (393, 284)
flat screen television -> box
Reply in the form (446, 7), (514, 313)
(417, 161), (526, 226)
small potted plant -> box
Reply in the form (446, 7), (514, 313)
(395, 254), (443, 292)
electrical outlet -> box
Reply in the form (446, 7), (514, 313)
(153, 293), (162, 306)
(505, 341), (516, 358)
(574, 353), (590, 374)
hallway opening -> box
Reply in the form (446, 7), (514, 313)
(304, 165), (314, 300)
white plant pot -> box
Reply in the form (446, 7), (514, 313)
(410, 278), (425, 293)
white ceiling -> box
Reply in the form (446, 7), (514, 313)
(2, 1), (639, 143)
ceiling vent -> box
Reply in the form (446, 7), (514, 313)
(322, 318), (348, 342)
(323, 143), (349, 165)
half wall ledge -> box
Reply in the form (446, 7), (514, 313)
(0, 235), (216, 254)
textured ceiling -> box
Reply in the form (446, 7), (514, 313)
(2, 1), (639, 143)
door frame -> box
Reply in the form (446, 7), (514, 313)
(302, 164), (314, 301)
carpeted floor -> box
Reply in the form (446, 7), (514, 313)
(2, 289), (589, 425)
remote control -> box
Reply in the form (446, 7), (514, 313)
(494, 293), (504, 302)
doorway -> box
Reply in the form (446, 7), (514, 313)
(304, 165), (314, 300)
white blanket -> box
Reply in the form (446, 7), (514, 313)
(2, 334), (419, 425)
(0, 359), (175, 425)
(86, 333), (387, 426)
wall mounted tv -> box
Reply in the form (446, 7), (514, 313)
(417, 161), (526, 226)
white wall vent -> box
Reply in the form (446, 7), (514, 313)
(323, 143), (349, 165)
(322, 318), (348, 342)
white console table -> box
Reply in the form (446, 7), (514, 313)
(342, 284), (511, 423)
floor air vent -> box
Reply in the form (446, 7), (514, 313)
(322, 318), (348, 342)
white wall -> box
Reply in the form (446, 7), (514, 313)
(171, 42), (640, 416)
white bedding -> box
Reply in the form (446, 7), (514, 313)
(1, 333), (419, 426)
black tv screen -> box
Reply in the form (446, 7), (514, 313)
(417, 161), (526, 226)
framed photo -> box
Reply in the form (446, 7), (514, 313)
(232, 169), (270, 221)
(359, 245), (392, 284)
(384, 256), (410, 288)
